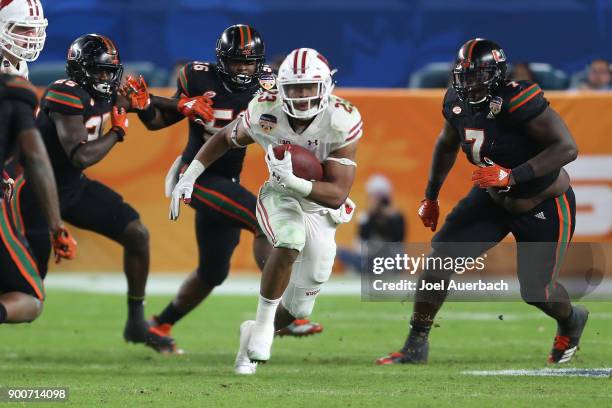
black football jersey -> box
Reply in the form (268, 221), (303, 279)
(37, 79), (113, 190)
(176, 62), (263, 179)
(0, 74), (38, 175)
(443, 80), (558, 198)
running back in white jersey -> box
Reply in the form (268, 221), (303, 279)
(242, 89), (363, 163)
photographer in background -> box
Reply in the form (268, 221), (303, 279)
(337, 174), (406, 273)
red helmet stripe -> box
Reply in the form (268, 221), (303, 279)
(293, 48), (300, 74)
(467, 39), (479, 60)
(34, 0), (40, 16)
(246, 26), (252, 48)
(26, 0), (33, 16)
(239, 26), (245, 48)
(301, 49), (307, 74)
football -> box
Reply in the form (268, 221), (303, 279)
(273, 144), (324, 181)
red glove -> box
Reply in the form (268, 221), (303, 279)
(51, 226), (77, 264)
(111, 106), (128, 140)
(177, 95), (214, 125)
(472, 159), (511, 188)
(123, 75), (150, 110)
(418, 198), (439, 232)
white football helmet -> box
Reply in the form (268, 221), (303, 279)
(0, 0), (47, 62)
(277, 48), (336, 119)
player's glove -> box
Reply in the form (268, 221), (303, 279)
(471, 157), (512, 188)
(165, 155), (184, 198)
(418, 198), (439, 232)
(51, 225), (77, 263)
(177, 95), (214, 125)
(2, 170), (14, 202)
(111, 106), (128, 141)
(265, 145), (313, 197)
(329, 197), (356, 224)
(169, 160), (205, 220)
(123, 75), (151, 110)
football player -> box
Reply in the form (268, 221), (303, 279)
(0, 73), (76, 325)
(33, 34), (172, 349)
(170, 48), (362, 374)
(124, 25), (322, 353)
(376, 39), (587, 366)
(0, 0), (52, 279)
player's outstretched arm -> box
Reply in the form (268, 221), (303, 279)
(169, 118), (254, 220)
(52, 107), (127, 169)
(425, 121), (461, 200)
(510, 107), (578, 184)
(17, 110), (77, 261)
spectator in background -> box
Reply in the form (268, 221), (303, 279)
(578, 59), (611, 90)
(509, 62), (535, 82)
(336, 174), (406, 273)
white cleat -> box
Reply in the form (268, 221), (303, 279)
(235, 320), (258, 375)
(247, 322), (275, 363)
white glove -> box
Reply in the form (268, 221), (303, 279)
(164, 155), (184, 198)
(328, 197), (357, 224)
(265, 145), (313, 197)
(2, 175), (14, 202)
(169, 160), (205, 220)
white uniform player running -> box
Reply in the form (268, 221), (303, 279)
(0, 0), (47, 78)
(170, 48), (363, 375)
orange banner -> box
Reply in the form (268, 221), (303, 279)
(48, 89), (612, 273)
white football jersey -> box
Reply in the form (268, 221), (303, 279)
(0, 55), (28, 78)
(242, 90), (363, 211)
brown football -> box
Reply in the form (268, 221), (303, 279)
(273, 144), (323, 181)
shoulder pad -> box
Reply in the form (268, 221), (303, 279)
(177, 61), (215, 97)
(42, 79), (88, 114)
(330, 95), (362, 134)
(4, 76), (38, 109)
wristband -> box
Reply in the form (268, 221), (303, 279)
(110, 126), (125, 142)
(181, 160), (206, 184)
(511, 162), (535, 184)
(285, 175), (313, 197)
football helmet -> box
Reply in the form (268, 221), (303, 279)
(452, 38), (507, 104)
(277, 48), (336, 119)
(0, 0), (47, 62)
(215, 24), (265, 90)
(66, 34), (123, 100)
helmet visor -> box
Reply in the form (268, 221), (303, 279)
(453, 66), (497, 103)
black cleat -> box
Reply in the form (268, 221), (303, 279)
(548, 305), (589, 364)
(376, 332), (429, 365)
(123, 319), (177, 353)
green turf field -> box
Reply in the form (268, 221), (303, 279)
(1, 291), (610, 407)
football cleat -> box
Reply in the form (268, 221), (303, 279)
(235, 320), (258, 375)
(376, 333), (429, 365)
(124, 319), (178, 354)
(548, 305), (589, 364)
(247, 322), (275, 363)
(275, 319), (323, 337)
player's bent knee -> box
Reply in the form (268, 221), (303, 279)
(121, 220), (149, 251)
(281, 282), (321, 319)
(197, 264), (230, 287)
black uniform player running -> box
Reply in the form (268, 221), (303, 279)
(124, 24), (322, 353)
(0, 74), (76, 325)
(377, 39), (588, 365)
(33, 34), (172, 349)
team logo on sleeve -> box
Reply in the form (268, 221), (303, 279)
(259, 114), (277, 133)
(487, 96), (503, 118)
(452, 106), (462, 115)
(259, 73), (276, 91)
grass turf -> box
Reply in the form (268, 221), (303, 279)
(1, 291), (610, 407)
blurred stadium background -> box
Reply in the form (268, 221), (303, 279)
(32, 0), (612, 279)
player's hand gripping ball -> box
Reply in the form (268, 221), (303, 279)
(271, 144), (323, 181)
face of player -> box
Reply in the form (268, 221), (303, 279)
(3, 25), (37, 64)
(227, 59), (257, 76)
(454, 67), (495, 103)
(282, 82), (319, 110)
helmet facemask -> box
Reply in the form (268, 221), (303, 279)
(67, 60), (123, 101)
(278, 76), (333, 119)
(0, 19), (47, 62)
(453, 63), (501, 104)
(217, 55), (264, 90)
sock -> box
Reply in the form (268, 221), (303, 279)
(127, 296), (145, 322)
(0, 302), (6, 324)
(255, 295), (281, 328)
(157, 302), (187, 326)
(401, 321), (431, 353)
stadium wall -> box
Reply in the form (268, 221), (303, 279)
(46, 88), (612, 274)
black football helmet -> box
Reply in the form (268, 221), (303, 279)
(452, 38), (507, 104)
(215, 24), (265, 90)
(66, 34), (123, 100)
